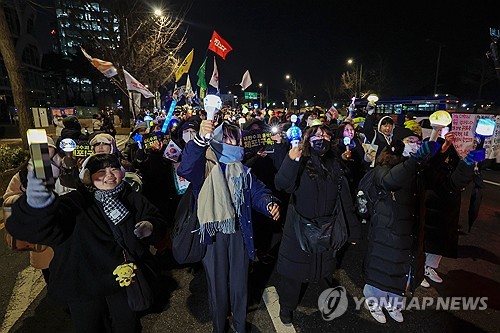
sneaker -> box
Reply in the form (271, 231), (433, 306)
(384, 304), (404, 323)
(279, 308), (293, 326)
(364, 299), (386, 323)
(425, 266), (443, 283)
(420, 278), (430, 288)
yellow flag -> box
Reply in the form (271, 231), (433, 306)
(175, 49), (194, 82)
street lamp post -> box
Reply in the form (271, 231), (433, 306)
(425, 39), (445, 95)
(259, 82), (263, 108)
(347, 59), (362, 97)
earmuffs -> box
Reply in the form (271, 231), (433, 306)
(79, 154), (126, 186)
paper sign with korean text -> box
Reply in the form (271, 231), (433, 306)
(451, 114), (500, 159)
(172, 162), (190, 195)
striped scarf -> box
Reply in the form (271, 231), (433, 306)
(94, 182), (129, 225)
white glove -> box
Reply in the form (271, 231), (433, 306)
(26, 166), (55, 209)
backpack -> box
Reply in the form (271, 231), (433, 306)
(356, 168), (388, 218)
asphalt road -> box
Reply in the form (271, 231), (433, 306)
(0, 159), (498, 332)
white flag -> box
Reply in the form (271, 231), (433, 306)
(239, 70), (252, 90)
(123, 69), (154, 98)
(80, 47), (118, 78)
(185, 75), (195, 99)
(209, 57), (219, 89)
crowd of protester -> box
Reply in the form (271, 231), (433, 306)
(4, 100), (486, 332)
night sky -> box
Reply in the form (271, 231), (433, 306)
(174, 0), (499, 103)
(32, 0), (500, 103)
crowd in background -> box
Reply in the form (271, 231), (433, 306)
(4, 100), (486, 332)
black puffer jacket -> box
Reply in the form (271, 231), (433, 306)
(275, 152), (360, 282)
(6, 184), (167, 304)
(363, 157), (425, 296)
(423, 151), (474, 258)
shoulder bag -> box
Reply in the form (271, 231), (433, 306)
(171, 185), (207, 264)
(293, 175), (348, 253)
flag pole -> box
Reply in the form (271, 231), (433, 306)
(110, 75), (141, 118)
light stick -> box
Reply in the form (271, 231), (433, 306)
(204, 94), (222, 139)
(429, 110), (452, 141)
(27, 129), (54, 186)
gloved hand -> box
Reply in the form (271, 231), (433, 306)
(412, 141), (441, 163)
(26, 166), (55, 208)
(463, 149), (486, 166)
(366, 103), (376, 115)
(134, 221), (153, 239)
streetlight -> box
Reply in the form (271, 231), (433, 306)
(425, 39), (445, 95)
(347, 58), (363, 97)
(154, 9), (163, 16)
(285, 74), (291, 80)
(258, 83), (263, 108)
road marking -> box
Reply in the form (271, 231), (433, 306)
(262, 286), (296, 333)
(0, 266), (45, 333)
(484, 179), (500, 187)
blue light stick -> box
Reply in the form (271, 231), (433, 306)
(161, 100), (177, 133)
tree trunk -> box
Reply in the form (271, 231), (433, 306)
(0, 5), (33, 149)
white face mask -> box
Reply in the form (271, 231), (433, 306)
(403, 142), (420, 157)
(182, 129), (196, 143)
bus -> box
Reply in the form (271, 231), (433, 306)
(354, 94), (459, 116)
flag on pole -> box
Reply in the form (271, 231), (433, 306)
(209, 57), (219, 90)
(175, 48), (194, 82)
(80, 47), (118, 78)
(239, 70), (252, 90)
(197, 57), (207, 99)
(207, 31), (233, 60)
(185, 75), (195, 99)
(123, 69), (154, 98)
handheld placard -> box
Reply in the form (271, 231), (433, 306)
(204, 94), (222, 139)
(429, 110), (452, 142)
(27, 129), (54, 186)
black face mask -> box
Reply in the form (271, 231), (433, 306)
(311, 139), (329, 155)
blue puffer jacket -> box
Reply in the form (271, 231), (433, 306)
(177, 135), (274, 260)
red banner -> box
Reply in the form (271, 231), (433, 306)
(208, 31), (233, 60)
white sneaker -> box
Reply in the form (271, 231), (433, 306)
(384, 304), (404, 323)
(365, 299), (386, 323)
(425, 266), (443, 283)
(420, 278), (430, 288)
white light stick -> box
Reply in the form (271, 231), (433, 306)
(203, 94), (222, 139)
(343, 136), (351, 151)
(429, 110), (452, 142)
(27, 129), (54, 185)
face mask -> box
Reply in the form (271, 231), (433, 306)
(182, 130), (196, 143)
(403, 142), (420, 157)
(310, 139), (329, 155)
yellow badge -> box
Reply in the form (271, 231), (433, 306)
(113, 263), (137, 287)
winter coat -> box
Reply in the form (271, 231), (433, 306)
(363, 157), (425, 296)
(363, 114), (393, 159)
(176, 137), (275, 260)
(335, 138), (369, 199)
(6, 184), (166, 304)
(275, 152), (360, 282)
(423, 152), (474, 258)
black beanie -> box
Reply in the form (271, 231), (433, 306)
(86, 154), (121, 176)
